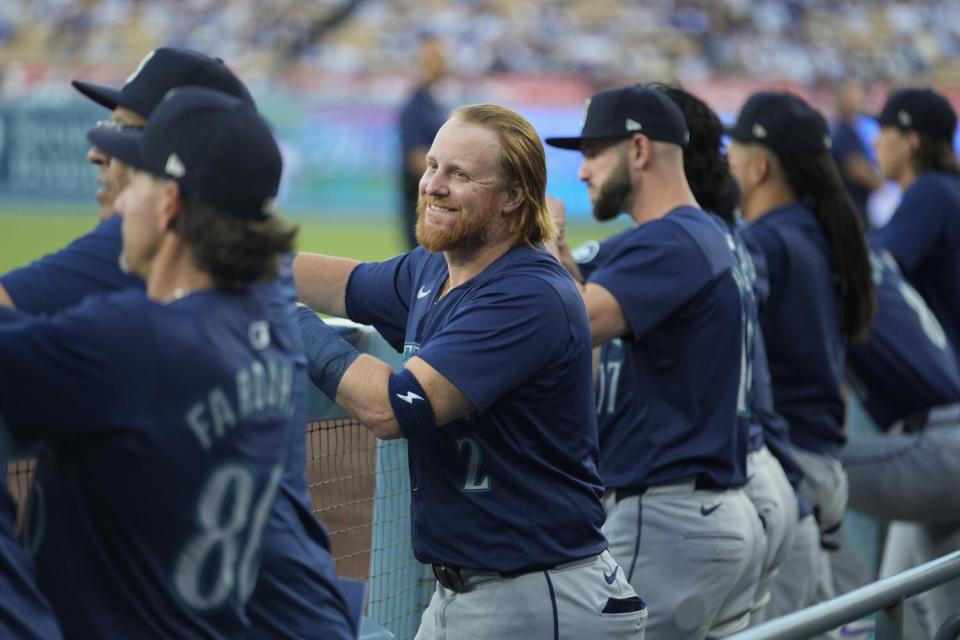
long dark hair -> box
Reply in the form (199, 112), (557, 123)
(914, 134), (960, 176)
(649, 82), (734, 221)
(778, 152), (876, 341)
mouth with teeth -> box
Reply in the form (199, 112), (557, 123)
(424, 201), (460, 220)
(95, 177), (115, 208)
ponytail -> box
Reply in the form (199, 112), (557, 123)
(778, 152), (876, 342)
(914, 134), (960, 176)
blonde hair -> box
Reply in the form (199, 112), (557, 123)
(452, 103), (557, 245)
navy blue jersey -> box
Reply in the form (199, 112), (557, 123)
(578, 227), (765, 456)
(831, 121), (872, 221)
(743, 203), (846, 457)
(583, 207), (749, 489)
(0, 216), (140, 312)
(245, 267), (354, 640)
(876, 172), (960, 362)
(726, 222), (766, 455)
(0, 421), (62, 640)
(847, 247), (960, 429)
(0, 287), (297, 638)
(579, 224), (806, 512)
(0, 223), (353, 639)
(739, 236), (806, 493)
(345, 245), (607, 573)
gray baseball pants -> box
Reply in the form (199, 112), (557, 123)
(842, 405), (960, 639)
(601, 480), (764, 639)
(743, 446), (799, 625)
(415, 550), (647, 640)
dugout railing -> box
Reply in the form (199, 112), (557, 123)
(729, 551), (960, 640)
(306, 321), (431, 639)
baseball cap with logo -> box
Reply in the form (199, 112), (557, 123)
(72, 47), (256, 117)
(874, 87), (957, 143)
(86, 87), (280, 220)
(545, 84), (689, 149)
(726, 92), (831, 155)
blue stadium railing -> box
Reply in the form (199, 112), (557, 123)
(314, 322), (421, 640)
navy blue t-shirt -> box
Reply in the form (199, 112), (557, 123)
(743, 203), (847, 457)
(876, 172), (960, 363)
(0, 420), (62, 640)
(0, 219), (353, 639)
(345, 245), (607, 573)
(847, 247), (960, 429)
(583, 207), (749, 489)
(831, 121), (873, 222)
(0, 287), (296, 638)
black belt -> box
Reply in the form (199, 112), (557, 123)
(431, 561), (560, 594)
(614, 476), (727, 502)
(432, 563), (469, 593)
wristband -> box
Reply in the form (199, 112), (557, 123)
(296, 305), (361, 399)
(388, 368), (436, 438)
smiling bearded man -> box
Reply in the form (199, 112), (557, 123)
(292, 103), (648, 639)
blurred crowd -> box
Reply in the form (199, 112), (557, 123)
(3, 0), (960, 87)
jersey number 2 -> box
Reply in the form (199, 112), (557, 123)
(457, 437), (491, 493)
(173, 462), (284, 612)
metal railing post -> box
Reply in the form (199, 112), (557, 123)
(729, 550), (960, 640)
(875, 597), (904, 640)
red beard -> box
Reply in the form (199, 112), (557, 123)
(415, 195), (497, 252)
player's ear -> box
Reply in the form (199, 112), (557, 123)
(501, 180), (524, 214)
(752, 149), (772, 186)
(906, 130), (921, 155)
(158, 180), (184, 231)
(629, 134), (652, 170)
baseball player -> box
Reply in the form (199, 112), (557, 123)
(0, 87), (297, 637)
(652, 83), (805, 625)
(873, 87), (960, 362)
(294, 103), (647, 639)
(727, 92), (876, 607)
(0, 414), (63, 639)
(0, 49), (355, 639)
(546, 84), (764, 639)
(842, 244), (960, 638)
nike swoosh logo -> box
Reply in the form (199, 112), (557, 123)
(395, 391), (424, 404)
(603, 565), (619, 585)
(417, 286), (432, 299)
(700, 503), (722, 516)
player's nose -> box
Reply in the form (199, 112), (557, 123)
(87, 145), (108, 167)
(577, 159), (591, 182)
(421, 170), (449, 196)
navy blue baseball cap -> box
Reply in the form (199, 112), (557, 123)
(86, 87), (281, 220)
(874, 87), (957, 143)
(727, 92), (831, 154)
(72, 47), (255, 117)
(545, 85), (689, 149)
